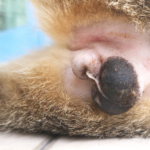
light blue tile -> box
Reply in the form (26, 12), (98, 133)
(0, 1), (52, 62)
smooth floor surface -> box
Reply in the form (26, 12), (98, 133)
(0, 132), (150, 150)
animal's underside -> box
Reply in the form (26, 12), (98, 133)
(1, 0), (150, 138)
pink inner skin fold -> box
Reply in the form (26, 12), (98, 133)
(68, 21), (137, 50)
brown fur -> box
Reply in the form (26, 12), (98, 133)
(30, 0), (150, 43)
(1, 0), (150, 138)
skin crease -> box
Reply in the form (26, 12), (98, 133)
(65, 21), (150, 101)
(1, 0), (150, 137)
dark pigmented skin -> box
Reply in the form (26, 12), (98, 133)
(92, 57), (140, 115)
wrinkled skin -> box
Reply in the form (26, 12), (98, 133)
(1, 0), (150, 137)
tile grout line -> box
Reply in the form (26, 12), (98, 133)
(39, 135), (58, 150)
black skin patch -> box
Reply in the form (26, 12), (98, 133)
(91, 57), (140, 115)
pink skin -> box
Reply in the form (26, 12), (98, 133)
(64, 21), (150, 102)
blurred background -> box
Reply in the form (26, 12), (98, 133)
(0, 0), (52, 62)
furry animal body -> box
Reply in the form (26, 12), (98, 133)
(1, 0), (150, 138)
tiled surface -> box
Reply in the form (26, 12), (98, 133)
(47, 137), (150, 150)
(1, 132), (150, 150)
(0, 132), (52, 150)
